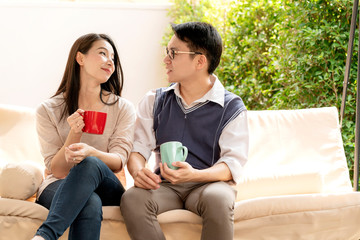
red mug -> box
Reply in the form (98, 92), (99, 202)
(81, 111), (107, 134)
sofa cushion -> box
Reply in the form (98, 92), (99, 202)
(234, 172), (323, 201)
(246, 107), (352, 193)
(233, 191), (360, 240)
(0, 104), (44, 168)
(0, 162), (43, 200)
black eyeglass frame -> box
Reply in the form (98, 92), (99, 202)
(165, 48), (203, 60)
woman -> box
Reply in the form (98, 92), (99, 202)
(32, 33), (135, 240)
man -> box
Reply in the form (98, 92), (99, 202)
(120, 21), (249, 240)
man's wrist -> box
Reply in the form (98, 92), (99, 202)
(131, 168), (141, 179)
(192, 169), (202, 182)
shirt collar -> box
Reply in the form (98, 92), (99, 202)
(163, 74), (225, 108)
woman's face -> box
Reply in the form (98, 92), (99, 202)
(77, 39), (115, 85)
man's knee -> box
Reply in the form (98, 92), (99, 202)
(121, 187), (154, 217)
(121, 187), (144, 207)
(199, 182), (236, 213)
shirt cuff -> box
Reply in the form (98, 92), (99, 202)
(215, 158), (244, 184)
(113, 152), (127, 169)
(132, 142), (152, 161)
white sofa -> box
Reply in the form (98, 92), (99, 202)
(1, 104), (360, 240)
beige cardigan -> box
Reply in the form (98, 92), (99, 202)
(35, 93), (136, 198)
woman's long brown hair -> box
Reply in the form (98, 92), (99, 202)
(53, 33), (124, 121)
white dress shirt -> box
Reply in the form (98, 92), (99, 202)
(132, 75), (249, 184)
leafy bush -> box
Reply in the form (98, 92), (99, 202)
(166, 0), (358, 186)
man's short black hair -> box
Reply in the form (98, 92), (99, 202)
(171, 22), (222, 74)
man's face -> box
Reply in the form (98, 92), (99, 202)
(163, 35), (198, 83)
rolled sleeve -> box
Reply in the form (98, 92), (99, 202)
(132, 142), (153, 161)
(132, 90), (157, 161)
(36, 103), (64, 171)
(216, 110), (249, 184)
(108, 99), (136, 167)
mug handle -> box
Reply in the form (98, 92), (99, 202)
(79, 111), (85, 132)
(181, 146), (188, 161)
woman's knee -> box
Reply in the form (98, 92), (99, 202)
(72, 156), (103, 175)
(79, 156), (101, 168)
(78, 193), (103, 221)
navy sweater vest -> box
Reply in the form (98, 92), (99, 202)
(153, 87), (246, 173)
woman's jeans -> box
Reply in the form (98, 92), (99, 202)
(35, 156), (125, 240)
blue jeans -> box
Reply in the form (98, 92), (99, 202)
(35, 156), (125, 240)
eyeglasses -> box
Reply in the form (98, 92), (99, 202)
(165, 48), (202, 60)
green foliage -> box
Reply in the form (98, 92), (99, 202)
(163, 0), (229, 44)
(166, 0), (358, 187)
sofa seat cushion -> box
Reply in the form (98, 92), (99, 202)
(158, 209), (202, 224)
(2, 192), (360, 240)
(5, 192), (357, 225)
(234, 191), (360, 221)
(0, 198), (203, 225)
(233, 191), (360, 240)
(0, 162), (43, 200)
(234, 172), (324, 201)
(101, 206), (203, 224)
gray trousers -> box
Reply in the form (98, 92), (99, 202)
(120, 181), (236, 240)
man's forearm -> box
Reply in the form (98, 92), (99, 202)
(194, 162), (233, 182)
(127, 152), (147, 178)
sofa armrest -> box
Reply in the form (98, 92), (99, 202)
(0, 162), (43, 200)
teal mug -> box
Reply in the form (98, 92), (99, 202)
(160, 141), (188, 170)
